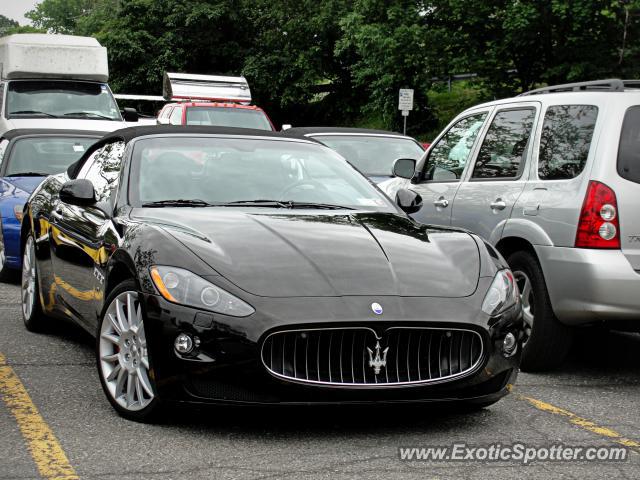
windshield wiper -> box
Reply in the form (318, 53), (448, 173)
(223, 199), (290, 208)
(224, 200), (353, 210)
(6, 172), (48, 177)
(9, 110), (59, 117)
(63, 112), (116, 121)
(141, 199), (214, 207)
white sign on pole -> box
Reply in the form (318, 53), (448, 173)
(398, 88), (414, 112)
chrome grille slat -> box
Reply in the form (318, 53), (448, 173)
(261, 327), (483, 387)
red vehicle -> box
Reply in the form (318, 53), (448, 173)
(157, 102), (275, 131)
(157, 73), (275, 131)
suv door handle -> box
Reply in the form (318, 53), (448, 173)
(490, 199), (507, 211)
(434, 197), (449, 208)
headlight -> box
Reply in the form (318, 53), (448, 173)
(150, 265), (255, 317)
(13, 204), (24, 222)
(481, 269), (519, 316)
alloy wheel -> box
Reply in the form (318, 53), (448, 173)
(99, 291), (154, 411)
(21, 237), (37, 320)
(514, 270), (534, 345)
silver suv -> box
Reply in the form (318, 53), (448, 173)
(382, 79), (640, 371)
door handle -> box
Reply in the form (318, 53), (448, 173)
(433, 197), (449, 208)
(490, 199), (507, 211)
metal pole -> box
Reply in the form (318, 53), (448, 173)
(403, 115), (407, 136)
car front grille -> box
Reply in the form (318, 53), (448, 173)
(260, 327), (483, 387)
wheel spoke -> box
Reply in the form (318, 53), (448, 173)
(115, 366), (126, 396)
(115, 299), (128, 332)
(101, 332), (120, 344)
(107, 313), (121, 335)
(137, 368), (153, 396)
(126, 372), (135, 407)
(102, 353), (119, 363)
(135, 375), (144, 403)
(127, 293), (138, 329)
(106, 363), (121, 382)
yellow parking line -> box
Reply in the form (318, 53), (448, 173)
(0, 353), (78, 480)
(518, 392), (640, 454)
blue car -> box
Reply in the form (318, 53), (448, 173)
(0, 129), (103, 279)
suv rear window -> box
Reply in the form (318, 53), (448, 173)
(538, 105), (598, 180)
(618, 106), (640, 184)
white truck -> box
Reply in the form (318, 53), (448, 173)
(0, 34), (136, 134)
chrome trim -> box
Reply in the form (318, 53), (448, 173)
(260, 326), (484, 388)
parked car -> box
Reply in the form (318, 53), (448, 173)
(286, 127), (424, 183)
(158, 101), (274, 131)
(382, 79), (640, 371)
(157, 72), (275, 130)
(20, 125), (522, 421)
(0, 34), (135, 134)
(0, 129), (103, 279)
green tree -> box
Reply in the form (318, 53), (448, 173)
(336, 0), (436, 134)
(0, 15), (19, 36)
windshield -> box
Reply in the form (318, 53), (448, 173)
(6, 80), (122, 121)
(314, 135), (424, 176)
(185, 107), (272, 130)
(4, 136), (99, 177)
(129, 137), (395, 211)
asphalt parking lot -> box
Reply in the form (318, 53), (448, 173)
(0, 278), (638, 480)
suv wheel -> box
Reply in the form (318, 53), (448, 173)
(507, 250), (573, 371)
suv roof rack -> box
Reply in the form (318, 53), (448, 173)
(519, 79), (640, 96)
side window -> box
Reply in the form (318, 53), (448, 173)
(617, 106), (640, 184)
(421, 113), (487, 181)
(0, 139), (8, 169)
(538, 105), (598, 180)
(170, 107), (183, 125)
(472, 108), (536, 179)
(78, 141), (126, 202)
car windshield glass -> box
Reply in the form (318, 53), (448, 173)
(129, 137), (395, 211)
(185, 107), (272, 130)
(314, 135), (424, 176)
(5, 136), (99, 177)
(7, 80), (122, 121)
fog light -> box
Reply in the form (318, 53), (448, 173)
(502, 332), (517, 357)
(174, 333), (194, 354)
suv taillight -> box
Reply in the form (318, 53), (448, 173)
(575, 181), (621, 249)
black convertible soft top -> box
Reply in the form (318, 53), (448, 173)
(2, 128), (107, 141)
(67, 125), (314, 178)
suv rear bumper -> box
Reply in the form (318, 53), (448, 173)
(535, 246), (640, 325)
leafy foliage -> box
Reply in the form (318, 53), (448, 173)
(18, 0), (640, 133)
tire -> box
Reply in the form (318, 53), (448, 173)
(21, 234), (48, 331)
(97, 280), (162, 422)
(507, 250), (573, 372)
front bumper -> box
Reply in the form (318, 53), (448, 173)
(535, 245), (640, 325)
(140, 288), (522, 406)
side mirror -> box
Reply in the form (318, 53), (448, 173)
(392, 158), (416, 179)
(59, 179), (95, 206)
(396, 188), (423, 214)
(122, 107), (139, 122)
(281, 124), (292, 131)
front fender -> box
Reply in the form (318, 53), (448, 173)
(0, 180), (30, 267)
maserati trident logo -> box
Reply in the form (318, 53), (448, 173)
(367, 341), (389, 374)
(371, 302), (383, 315)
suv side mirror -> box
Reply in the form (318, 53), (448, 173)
(396, 188), (423, 214)
(60, 179), (96, 206)
(392, 158), (416, 179)
(281, 124), (292, 130)
(122, 107), (139, 122)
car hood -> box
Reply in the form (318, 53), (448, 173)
(132, 209), (480, 298)
(0, 176), (44, 195)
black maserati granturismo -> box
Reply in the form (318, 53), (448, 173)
(20, 126), (522, 421)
